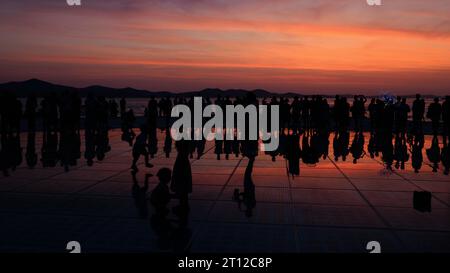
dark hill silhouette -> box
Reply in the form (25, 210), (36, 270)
(1, 78), (431, 99)
(0, 79), (279, 98)
(0, 79), (159, 97)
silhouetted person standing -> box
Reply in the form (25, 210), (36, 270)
(131, 124), (153, 172)
(427, 97), (442, 136)
(412, 94), (425, 135)
(396, 98), (410, 138)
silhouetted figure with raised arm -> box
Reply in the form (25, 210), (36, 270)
(426, 135), (441, 172)
(427, 97), (442, 137)
(171, 140), (192, 219)
(132, 171), (151, 219)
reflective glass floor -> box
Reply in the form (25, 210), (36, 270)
(1, 130), (449, 252)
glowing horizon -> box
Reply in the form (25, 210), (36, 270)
(0, 0), (449, 94)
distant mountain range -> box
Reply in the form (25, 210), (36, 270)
(0, 79), (433, 98)
(0, 79), (285, 98)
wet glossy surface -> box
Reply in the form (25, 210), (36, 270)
(0, 130), (449, 252)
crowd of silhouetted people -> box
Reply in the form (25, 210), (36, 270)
(1, 91), (450, 178)
(1, 90), (449, 249)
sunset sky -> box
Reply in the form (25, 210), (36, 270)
(0, 0), (449, 94)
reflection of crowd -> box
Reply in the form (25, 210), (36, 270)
(0, 92), (449, 177)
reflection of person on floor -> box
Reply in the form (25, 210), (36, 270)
(286, 133), (301, 177)
(394, 135), (409, 170)
(164, 128), (172, 158)
(233, 156), (256, 217)
(150, 166), (192, 251)
(426, 135), (441, 172)
(121, 109), (136, 146)
(150, 168), (172, 217)
(171, 140), (192, 220)
(131, 124), (154, 172)
(131, 171), (151, 219)
(411, 133), (424, 173)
